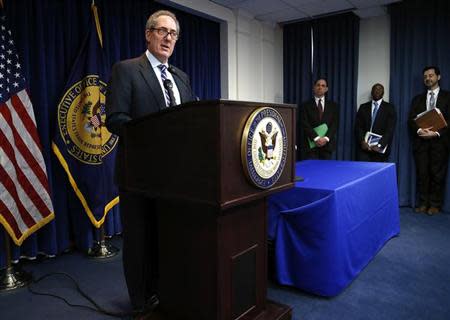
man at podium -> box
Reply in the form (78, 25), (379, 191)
(106, 9), (195, 317)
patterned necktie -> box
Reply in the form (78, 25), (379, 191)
(371, 101), (379, 130)
(158, 64), (171, 107)
(317, 98), (324, 120)
(429, 91), (436, 110)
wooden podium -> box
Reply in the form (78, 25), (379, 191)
(123, 100), (295, 320)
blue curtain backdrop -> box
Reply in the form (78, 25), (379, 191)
(312, 13), (359, 160)
(283, 21), (313, 160)
(283, 13), (359, 161)
(0, 0), (221, 268)
(389, 0), (450, 211)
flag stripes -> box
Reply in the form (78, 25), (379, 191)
(0, 92), (54, 244)
(0, 11), (54, 245)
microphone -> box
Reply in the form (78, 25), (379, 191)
(168, 65), (199, 101)
(163, 79), (176, 107)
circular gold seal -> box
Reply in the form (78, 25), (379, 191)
(57, 75), (118, 165)
(241, 107), (288, 189)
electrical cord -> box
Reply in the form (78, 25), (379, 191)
(27, 272), (148, 319)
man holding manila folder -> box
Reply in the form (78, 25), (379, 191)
(408, 66), (450, 216)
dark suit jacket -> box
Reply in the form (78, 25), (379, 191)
(106, 54), (195, 186)
(355, 100), (396, 155)
(408, 89), (450, 150)
(300, 98), (339, 153)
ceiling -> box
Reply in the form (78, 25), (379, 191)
(210, 0), (401, 24)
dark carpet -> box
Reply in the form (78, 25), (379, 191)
(1, 207), (449, 320)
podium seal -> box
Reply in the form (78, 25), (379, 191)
(241, 107), (288, 189)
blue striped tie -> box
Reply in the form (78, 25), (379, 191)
(371, 101), (379, 130)
(429, 92), (435, 110)
(158, 64), (171, 107)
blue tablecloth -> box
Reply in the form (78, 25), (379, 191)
(268, 160), (400, 296)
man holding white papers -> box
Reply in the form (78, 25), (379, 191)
(355, 83), (396, 162)
(300, 78), (339, 159)
(408, 66), (450, 215)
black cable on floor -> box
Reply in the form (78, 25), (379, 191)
(27, 272), (153, 319)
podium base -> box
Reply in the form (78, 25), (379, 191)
(149, 300), (292, 320)
(255, 300), (292, 320)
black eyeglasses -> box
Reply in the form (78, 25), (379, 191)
(150, 27), (179, 40)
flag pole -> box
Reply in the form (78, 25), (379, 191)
(0, 231), (32, 291)
(87, 224), (119, 259)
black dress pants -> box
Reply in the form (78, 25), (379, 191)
(413, 138), (449, 208)
(304, 146), (332, 160)
(119, 189), (158, 310)
(356, 149), (388, 162)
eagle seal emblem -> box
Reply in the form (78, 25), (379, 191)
(56, 75), (118, 165)
(241, 107), (288, 189)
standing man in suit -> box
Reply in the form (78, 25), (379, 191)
(300, 78), (340, 159)
(106, 10), (195, 316)
(408, 66), (450, 216)
(355, 83), (397, 162)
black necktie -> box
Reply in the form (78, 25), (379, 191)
(317, 99), (323, 120)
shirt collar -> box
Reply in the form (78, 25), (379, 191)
(372, 98), (383, 106)
(314, 96), (324, 103)
(146, 49), (168, 69)
(428, 87), (440, 96)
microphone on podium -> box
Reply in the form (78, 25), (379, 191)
(168, 65), (199, 101)
(163, 79), (176, 107)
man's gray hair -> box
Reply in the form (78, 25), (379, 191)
(146, 10), (180, 34)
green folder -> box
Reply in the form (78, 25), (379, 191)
(308, 123), (329, 149)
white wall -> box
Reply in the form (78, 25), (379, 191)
(159, 0), (284, 103)
(357, 15), (391, 109)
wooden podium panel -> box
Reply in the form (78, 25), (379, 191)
(123, 100), (295, 320)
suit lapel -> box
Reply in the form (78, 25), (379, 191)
(321, 99), (330, 122)
(138, 54), (166, 110)
(172, 73), (190, 103)
(436, 91), (446, 109)
(373, 101), (383, 127)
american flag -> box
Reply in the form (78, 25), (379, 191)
(0, 13), (54, 245)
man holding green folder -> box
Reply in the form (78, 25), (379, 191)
(300, 78), (340, 159)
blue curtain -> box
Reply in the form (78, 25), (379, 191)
(389, 0), (450, 211)
(0, 0), (221, 268)
(283, 13), (359, 161)
(283, 21), (313, 160)
(312, 13), (359, 160)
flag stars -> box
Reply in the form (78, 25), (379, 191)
(8, 39), (13, 45)
(6, 58), (11, 64)
(7, 49), (12, 54)
(15, 63), (20, 68)
(14, 72), (19, 78)
(13, 82), (18, 88)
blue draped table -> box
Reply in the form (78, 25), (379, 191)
(268, 160), (400, 296)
